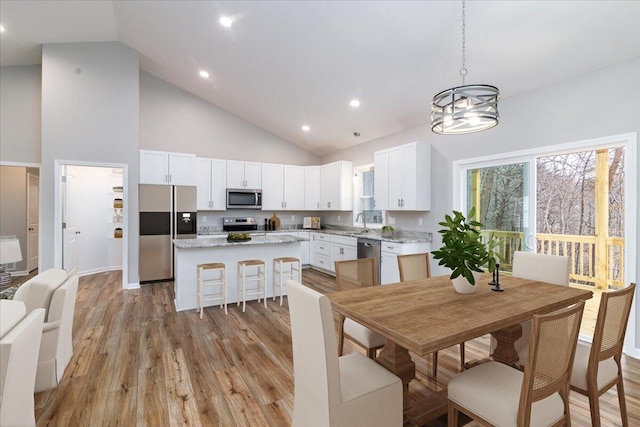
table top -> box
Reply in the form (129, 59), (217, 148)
(0, 299), (27, 338)
(327, 274), (592, 356)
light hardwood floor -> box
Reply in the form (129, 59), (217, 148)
(31, 269), (639, 426)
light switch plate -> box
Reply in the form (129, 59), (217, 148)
(418, 218), (423, 226)
(202, 216), (207, 222)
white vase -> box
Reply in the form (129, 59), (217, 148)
(451, 271), (483, 294)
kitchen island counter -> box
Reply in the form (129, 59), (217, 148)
(174, 234), (305, 249)
(173, 235), (303, 311)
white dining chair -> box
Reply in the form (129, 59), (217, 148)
(287, 279), (402, 427)
(497, 251), (570, 366)
(0, 308), (46, 427)
(448, 301), (585, 427)
(570, 283), (635, 427)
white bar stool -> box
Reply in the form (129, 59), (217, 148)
(237, 259), (266, 312)
(272, 257), (301, 306)
(196, 262), (227, 318)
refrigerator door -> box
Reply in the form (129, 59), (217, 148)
(175, 186), (197, 239)
(139, 184), (173, 282)
(139, 235), (172, 281)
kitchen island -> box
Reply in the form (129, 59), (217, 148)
(173, 234), (305, 311)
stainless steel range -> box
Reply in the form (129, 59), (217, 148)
(222, 217), (259, 232)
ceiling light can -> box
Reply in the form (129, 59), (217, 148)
(219, 16), (233, 28)
(350, 99), (360, 108)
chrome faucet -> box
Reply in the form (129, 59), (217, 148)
(355, 212), (368, 232)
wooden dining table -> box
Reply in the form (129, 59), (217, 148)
(327, 273), (592, 421)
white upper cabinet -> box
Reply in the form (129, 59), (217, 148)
(283, 165), (305, 210)
(226, 160), (262, 189)
(140, 150), (195, 185)
(373, 149), (389, 211)
(261, 163), (285, 210)
(320, 161), (353, 211)
(304, 166), (321, 210)
(375, 142), (430, 211)
(262, 164), (305, 210)
(195, 158), (226, 210)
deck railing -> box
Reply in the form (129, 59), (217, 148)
(480, 230), (624, 289)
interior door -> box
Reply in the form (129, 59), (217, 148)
(62, 167), (79, 275)
(27, 173), (39, 272)
(466, 162), (532, 272)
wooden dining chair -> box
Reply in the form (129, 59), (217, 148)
(448, 301), (585, 427)
(501, 251), (571, 366)
(334, 258), (386, 359)
(397, 252), (465, 377)
(287, 279), (402, 426)
(570, 282), (635, 427)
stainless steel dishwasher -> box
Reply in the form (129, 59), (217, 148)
(357, 237), (381, 284)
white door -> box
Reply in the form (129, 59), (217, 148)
(195, 158), (212, 210)
(388, 146), (403, 209)
(261, 163), (284, 210)
(374, 150), (389, 211)
(244, 162), (262, 189)
(168, 152), (195, 185)
(27, 173), (39, 272)
(304, 166), (321, 210)
(284, 165), (305, 210)
(140, 150), (169, 184)
(210, 159), (227, 210)
(62, 168), (79, 275)
(226, 160), (246, 188)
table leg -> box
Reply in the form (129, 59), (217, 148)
(376, 340), (415, 388)
(491, 323), (522, 367)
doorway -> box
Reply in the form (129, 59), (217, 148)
(56, 161), (128, 288)
(454, 133), (637, 349)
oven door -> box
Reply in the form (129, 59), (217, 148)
(226, 189), (262, 209)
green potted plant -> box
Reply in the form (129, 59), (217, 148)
(381, 225), (395, 238)
(431, 208), (502, 293)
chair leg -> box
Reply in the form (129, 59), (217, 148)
(448, 402), (458, 427)
(338, 315), (345, 356)
(432, 351), (438, 378)
(459, 342), (465, 371)
(616, 376), (629, 427)
(588, 388), (602, 427)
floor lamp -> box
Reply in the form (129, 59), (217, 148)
(0, 238), (23, 291)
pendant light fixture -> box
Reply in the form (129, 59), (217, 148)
(431, 0), (499, 135)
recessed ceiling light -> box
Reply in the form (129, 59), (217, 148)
(199, 70), (210, 79)
(219, 16), (233, 28)
(0, 25), (5, 33)
(350, 99), (360, 108)
(301, 125), (310, 132)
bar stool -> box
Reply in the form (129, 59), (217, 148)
(196, 262), (227, 319)
(272, 257), (301, 306)
(237, 259), (267, 312)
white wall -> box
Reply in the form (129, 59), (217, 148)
(140, 72), (320, 165)
(0, 65), (41, 163)
(40, 42), (139, 285)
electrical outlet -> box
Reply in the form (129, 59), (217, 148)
(291, 215), (295, 221)
(389, 216), (395, 225)
(202, 216), (207, 222)
(418, 218), (423, 226)
(337, 216), (341, 222)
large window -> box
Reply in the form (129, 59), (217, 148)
(353, 164), (384, 228)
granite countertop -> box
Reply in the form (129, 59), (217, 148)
(174, 234), (307, 249)
(197, 228), (432, 244)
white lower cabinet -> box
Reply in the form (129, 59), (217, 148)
(380, 241), (431, 285)
(297, 232), (310, 265)
(310, 233), (357, 274)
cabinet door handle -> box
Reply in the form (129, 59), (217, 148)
(340, 247), (344, 255)
(317, 202), (320, 208)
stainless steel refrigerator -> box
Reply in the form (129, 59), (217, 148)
(139, 185), (197, 283)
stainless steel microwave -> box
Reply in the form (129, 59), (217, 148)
(226, 189), (262, 209)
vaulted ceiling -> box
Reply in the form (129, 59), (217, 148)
(1, 1), (638, 155)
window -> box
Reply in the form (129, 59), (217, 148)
(353, 164), (385, 228)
